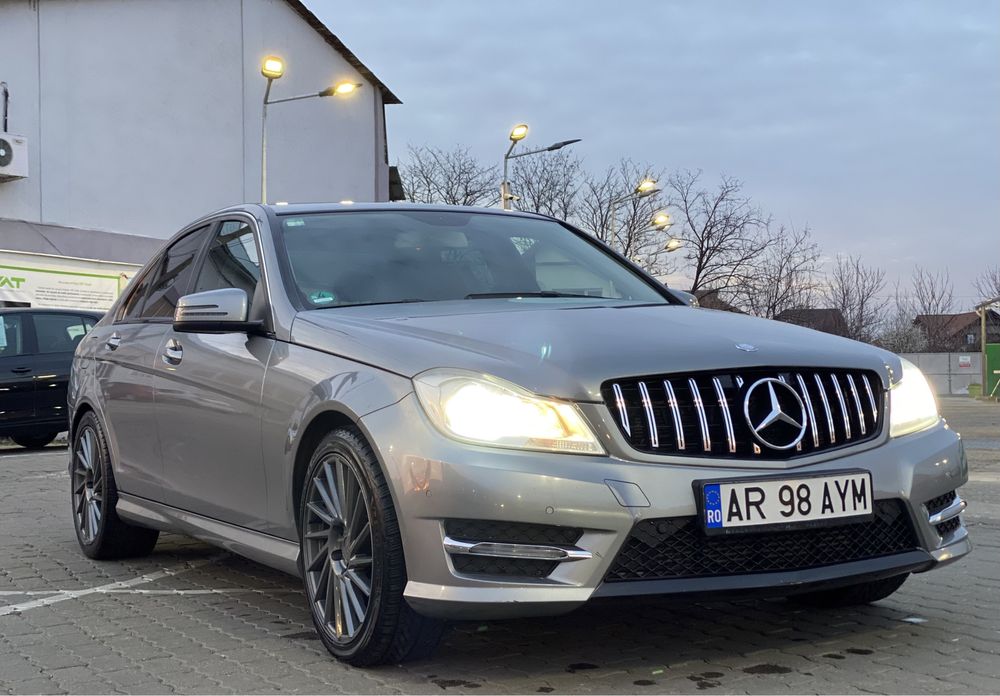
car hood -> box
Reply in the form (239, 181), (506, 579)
(291, 300), (900, 402)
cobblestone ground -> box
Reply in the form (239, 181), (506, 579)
(1, 399), (998, 694)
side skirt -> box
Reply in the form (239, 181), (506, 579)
(116, 493), (301, 577)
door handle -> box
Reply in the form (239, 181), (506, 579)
(162, 338), (183, 366)
(106, 332), (122, 350)
(10, 366), (31, 374)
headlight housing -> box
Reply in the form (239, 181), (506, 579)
(889, 358), (940, 437)
(413, 369), (604, 454)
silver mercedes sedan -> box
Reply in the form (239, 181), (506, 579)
(68, 203), (970, 665)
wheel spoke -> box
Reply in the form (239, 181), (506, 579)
(304, 528), (328, 540)
(314, 553), (331, 613)
(345, 569), (371, 597)
(347, 481), (364, 537)
(344, 576), (366, 620)
(340, 466), (354, 533)
(339, 575), (356, 637)
(91, 499), (102, 524)
(331, 568), (344, 636)
(313, 475), (339, 522)
(348, 521), (370, 556)
(88, 501), (99, 535)
(323, 462), (343, 520)
(307, 543), (329, 572)
(350, 554), (373, 568)
(306, 501), (333, 526)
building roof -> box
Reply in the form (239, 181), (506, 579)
(693, 288), (743, 313)
(914, 311), (1000, 338)
(286, 0), (401, 105)
(0, 218), (163, 266)
(774, 307), (849, 335)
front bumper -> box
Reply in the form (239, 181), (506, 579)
(361, 394), (970, 620)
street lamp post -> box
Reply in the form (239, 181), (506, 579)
(259, 55), (361, 204)
(609, 178), (660, 248)
(500, 124), (581, 210)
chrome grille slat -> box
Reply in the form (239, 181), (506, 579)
(830, 374), (851, 440)
(637, 381), (659, 448)
(796, 373), (821, 448)
(663, 380), (685, 450)
(611, 383), (631, 437)
(688, 378), (711, 452)
(603, 368), (883, 459)
(846, 374), (866, 436)
(862, 374), (878, 422)
(712, 377), (737, 454)
(814, 373), (836, 444)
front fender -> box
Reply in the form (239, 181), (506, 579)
(260, 340), (413, 539)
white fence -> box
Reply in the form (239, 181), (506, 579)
(899, 352), (982, 396)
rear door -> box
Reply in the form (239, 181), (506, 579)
(0, 313), (36, 430)
(30, 313), (98, 430)
(92, 226), (211, 500)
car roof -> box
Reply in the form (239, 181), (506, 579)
(212, 202), (553, 221)
(0, 307), (105, 317)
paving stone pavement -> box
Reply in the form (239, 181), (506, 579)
(1, 398), (998, 694)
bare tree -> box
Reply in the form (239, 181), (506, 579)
(730, 225), (820, 318)
(974, 266), (1000, 302)
(909, 266), (955, 351)
(398, 145), (499, 206)
(821, 255), (888, 343)
(573, 160), (675, 277)
(878, 283), (928, 353)
(510, 150), (582, 220)
(666, 170), (774, 294)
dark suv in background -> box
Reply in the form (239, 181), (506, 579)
(0, 308), (103, 449)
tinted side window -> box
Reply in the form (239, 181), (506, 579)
(193, 221), (261, 311)
(0, 314), (28, 357)
(142, 226), (211, 319)
(120, 270), (154, 321)
(34, 314), (90, 354)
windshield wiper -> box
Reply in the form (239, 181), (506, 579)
(327, 299), (428, 308)
(465, 291), (605, 300)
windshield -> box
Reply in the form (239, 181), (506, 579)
(276, 210), (670, 308)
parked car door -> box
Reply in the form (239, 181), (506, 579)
(0, 313), (36, 432)
(92, 226), (210, 500)
(153, 219), (273, 528)
(31, 312), (98, 430)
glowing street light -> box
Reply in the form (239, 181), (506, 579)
(652, 210), (672, 230)
(500, 123), (581, 210)
(664, 237), (683, 253)
(260, 56), (362, 203)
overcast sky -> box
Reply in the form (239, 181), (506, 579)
(311, 1), (999, 309)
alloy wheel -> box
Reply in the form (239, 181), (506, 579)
(303, 453), (375, 643)
(72, 426), (104, 544)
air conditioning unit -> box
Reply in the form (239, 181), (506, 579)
(0, 133), (28, 182)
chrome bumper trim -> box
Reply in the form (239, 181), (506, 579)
(928, 497), (967, 525)
(443, 537), (593, 562)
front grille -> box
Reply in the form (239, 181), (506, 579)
(925, 490), (956, 516)
(605, 499), (918, 582)
(451, 555), (557, 578)
(935, 517), (961, 536)
(602, 367), (885, 459)
(444, 519), (583, 546)
(443, 519), (583, 579)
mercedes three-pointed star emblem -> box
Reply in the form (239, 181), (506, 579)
(742, 377), (808, 450)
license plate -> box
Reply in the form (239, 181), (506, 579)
(697, 470), (873, 535)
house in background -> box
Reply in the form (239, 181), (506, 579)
(774, 307), (849, 337)
(694, 288), (743, 313)
(914, 310), (1000, 352)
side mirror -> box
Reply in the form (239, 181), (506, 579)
(173, 288), (262, 333)
(666, 288), (700, 307)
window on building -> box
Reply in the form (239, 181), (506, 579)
(966, 333), (976, 345)
(34, 314), (93, 354)
(0, 314), (26, 357)
(141, 226), (212, 319)
(193, 221), (261, 313)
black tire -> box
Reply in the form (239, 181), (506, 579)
(299, 427), (445, 666)
(793, 573), (909, 608)
(12, 432), (59, 449)
(71, 411), (159, 560)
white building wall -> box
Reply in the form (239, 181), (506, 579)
(0, 0), (388, 239)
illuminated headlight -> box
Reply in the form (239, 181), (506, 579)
(889, 358), (940, 437)
(413, 369), (604, 455)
